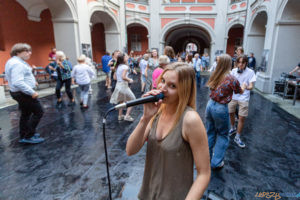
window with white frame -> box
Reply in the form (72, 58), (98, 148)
(126, 0), (149, 5)
(131, 34), (141, 51)
(230, 0), (245, 5)
(235, 37), (243, 47)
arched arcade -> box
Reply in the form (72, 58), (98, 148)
(160, 19), (215, 63)
(246, 10), (268, 71)
(226, 23), (244, 57)
(0, 0), (79, 70)
(270, 0), (300, 77)
(127, 23), (149, 55)
(89, 4), (120, 63)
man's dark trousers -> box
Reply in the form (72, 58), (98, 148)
(10, 91), (44, 139)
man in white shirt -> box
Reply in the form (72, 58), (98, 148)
(228, 55), (256, 148)
(192, 53), (202, 84)
(5, 43), (44, 144)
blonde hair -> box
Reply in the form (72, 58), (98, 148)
(207, 54), (232, 90)
(77, 54), (86, 63)
(237, 46), (244, 54)
(158, 55), (170, 65)
(56, 51), (66, 60)
(151, 62), (196, 132)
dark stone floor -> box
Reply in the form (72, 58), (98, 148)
(0, 74), (299, 200)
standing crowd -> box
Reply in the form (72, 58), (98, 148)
(5, 42), (257, 199)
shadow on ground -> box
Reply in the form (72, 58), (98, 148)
(0, 74), (299, 200)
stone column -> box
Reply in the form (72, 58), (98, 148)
(159, 41), (165, 56)
(213, 0), (228, 62)
(0, 86), (6, 104)
(119, 0), (127, 52)
(44, 0), (81, 65)
(52, 19), (80, 65)
(149, 0), (161, 52)
(75, 0), (92, 58)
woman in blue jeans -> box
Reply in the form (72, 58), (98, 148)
(205, 54), (246, 169)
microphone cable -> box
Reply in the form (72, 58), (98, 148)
(102, 107), (115, 200)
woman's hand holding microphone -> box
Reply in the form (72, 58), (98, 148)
(142, 90), (163, 120)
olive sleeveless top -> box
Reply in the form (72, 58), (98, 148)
(138, 107), (194, 200)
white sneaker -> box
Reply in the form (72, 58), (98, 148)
(234, 137), (246, 148)
(124, 115), (134, 122)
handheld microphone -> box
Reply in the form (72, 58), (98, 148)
(114, 93), (164, 109)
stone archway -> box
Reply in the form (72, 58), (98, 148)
(160, 19), (214, 62)
(247, 11), (268, 71)
(90, 10), (120, 59)
(226, 24), (244, 56)
(273, 0), (300, 73)
(0, 0), (59, 70)
(126, 18), (150, 35)
(10, 0), (82, 65)
(164, 27), (210, 55)
(266, 0), (300, 93)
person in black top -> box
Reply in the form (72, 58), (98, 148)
(48, 51), (74, 108)
(108, 50), (120, 90)
(248, 52), (256, 72)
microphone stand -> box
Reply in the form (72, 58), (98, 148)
(101, 94), (163, 199)
(102, 107), (115, 200)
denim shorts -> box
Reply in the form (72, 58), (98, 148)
(105, 71), (111, 77)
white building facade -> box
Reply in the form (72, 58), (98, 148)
(0, 0), (299, 96)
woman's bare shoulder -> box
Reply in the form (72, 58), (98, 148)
(183, 110), (202, 125)
(182, 109), (205, 140)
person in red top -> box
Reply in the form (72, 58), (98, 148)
(205, 54), (246, 169)
(48, 47), (56, 62)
